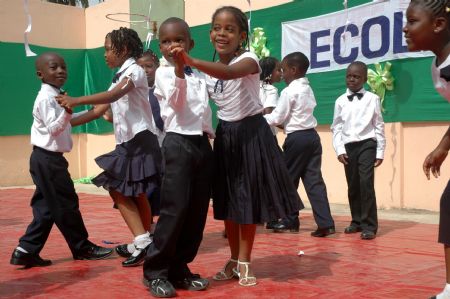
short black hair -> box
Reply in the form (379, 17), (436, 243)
(35, 52), (64, 71)
(283, 52), (310, 74)
(348, 61), (368, 73)
(159, 17), (192, 40)
(106, 27), (143, 60)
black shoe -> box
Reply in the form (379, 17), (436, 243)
(73, 244), (113, 260)
(122, 246), (148, 267)
(172, 273), (209, 291)
(115, 244), (132, 258)
(360, 230), (376, 240)
(265, 220), (279, 230)
(273, 219), (299, 233)
(344, 225), (362, 234)
(10, 249), (52, 268)
(311, 226), (336, 237)
(149, 278), (176, 298)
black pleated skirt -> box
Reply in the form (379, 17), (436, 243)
(92, 130), (162, 198)
(213, 113), (303, 224)
(439, 180), (450, 245)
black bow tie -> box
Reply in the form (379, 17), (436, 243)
(184, 66), (193, 76)
(440, 65), (450, 82)
(347, 92), (363, 101)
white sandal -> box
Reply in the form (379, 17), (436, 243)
(236, 260), (257, 287)
(212, 258), (238, 281)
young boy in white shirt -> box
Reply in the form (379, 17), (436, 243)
(331, 61), (385, 240)
(10, 52), (113, 268)
(265, 52), (335, 237)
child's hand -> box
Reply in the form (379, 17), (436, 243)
(423, 147), (448, 179)
(56, 94), (77, 110)
(374, 159), (383, 167)
(337, 154), (349, 165)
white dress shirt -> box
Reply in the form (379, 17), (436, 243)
(109, 58), (157, 144)
(206, 51), (263, 122)
(431, 55), (450, 102)
(331, 88), (386, 159)
(260, 82), (279, 135)
(154, 62), (214, 137)
(31, 83), (89, 152)
(264, 77), (317, 135)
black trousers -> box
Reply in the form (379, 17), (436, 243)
(143, 133), (213, 280)
(344, 139), (378, 233)
(18, 147), (90, 255)
(282, 129), (334, 228)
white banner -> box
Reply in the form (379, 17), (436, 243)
(281, 0), (432, 73)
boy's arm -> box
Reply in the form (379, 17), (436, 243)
(330, 100), (346, 159)
(423, 125), (450, 179)
(373, 96), (385, 166)
(38, 98), (72, 136)
(155, 65), (187, 111)
(70, 104), (110, 127)
(264, 89), (291, 127)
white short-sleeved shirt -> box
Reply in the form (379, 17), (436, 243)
(260, 82), (279, 135)
(331, 88), (386, 159)
(154, 64), (214, 137)
(264, 77), (317, 135)
(206, 52), (263, 122)
(109, 58), (157, 144)
(431, 55), (450, 102)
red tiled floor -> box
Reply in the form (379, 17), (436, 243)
(0, 188), (444, 298)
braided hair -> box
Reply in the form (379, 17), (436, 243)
(410, 0), (450, 27)
(106, 27), (143, 60)
(211, 6), (250, 60)
(141, 50), (160, 67)
(259, 57), (279, 83)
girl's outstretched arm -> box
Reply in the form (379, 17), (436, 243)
(56, 78), (135, 109)
(174, 48), (259, 80)
(70, 104), (110, 127)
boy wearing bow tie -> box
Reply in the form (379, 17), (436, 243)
(143, 17), (214, 297)
(331, 61), (385, 240)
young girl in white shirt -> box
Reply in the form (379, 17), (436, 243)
(57, 27), (162, 268)
(171, 6), (301, 287)
(404, 1), (450, 298)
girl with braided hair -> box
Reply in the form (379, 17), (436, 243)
(404, 1), (450, 298)
(56, 27), (162, 267)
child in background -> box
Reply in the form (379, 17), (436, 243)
(143, 17), (214, 298)
(403, 1), (450, 298)
(57, 27), (162, 267)
(10, 52), (113, 268)
(173, 6), (301, 287)
(259, 56), (282, 137)
(265, 52), (335, 237)
(331, 61), (385, 240)
(114, 49), (164, 260)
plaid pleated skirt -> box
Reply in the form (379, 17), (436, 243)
(213, 113), (303, 224)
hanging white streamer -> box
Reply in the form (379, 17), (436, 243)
(247, 0), (252, 50)
(144, 4), (153, 50)
(23, 0), (37, 57)
(340, 0), (351, 56)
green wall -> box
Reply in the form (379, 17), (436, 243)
(1, 0), (448, 136)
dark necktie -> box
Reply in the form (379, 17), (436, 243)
(347, 92), (363, 101)
(184, 66), (193, 76)
(112, 63), (135, 83)
(148, 88), (164, 132)
(440, 65), (450, 82)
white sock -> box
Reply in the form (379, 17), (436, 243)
(131, 233), (152, 257)
(126, 243), (135, 254)
(436, 283), (450, 299)
(16, 246), (28, 254)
